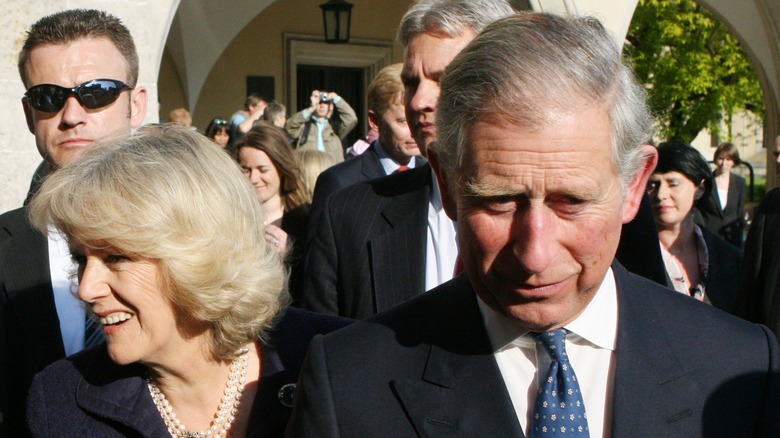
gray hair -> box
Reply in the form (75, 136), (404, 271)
(397, 0), (515, 47)
(433, 12), (654, 192)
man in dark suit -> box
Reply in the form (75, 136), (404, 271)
(306, 63), (425, 244)
(0, 9), (148, 435)
(301, 0), (516, 319)
(738, 186), (780, 339)
(288, 12), (779, 437)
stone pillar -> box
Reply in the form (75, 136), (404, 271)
(0, 1), (178, 212)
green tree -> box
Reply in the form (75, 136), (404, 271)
(626, 0), (764, 142)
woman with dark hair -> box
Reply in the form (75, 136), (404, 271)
(647, 141), (742, 313)
(204, 117), (231, 149)
(235, 122), (309, 305)
(697, 142), (747, 248)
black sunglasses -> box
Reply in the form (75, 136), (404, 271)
(24, 79), (133, 113)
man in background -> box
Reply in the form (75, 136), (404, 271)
(230, 92), (267, 145)
(285, 90), (357, 162)
(0, 9), (147, 434)
(300, 0), (514, 319)
(306, 63), (425, 239)
(737, 133), (780, 339)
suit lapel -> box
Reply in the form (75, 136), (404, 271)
(708, 187), (725, 217)
(369, 167), (429, 312)
(1, 208), (66, 365)
(390, 277), (524, 437)
(361, 142), (386, 180)
(611, 263), (700, 436)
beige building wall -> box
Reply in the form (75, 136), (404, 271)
(168, 0), (413, 131)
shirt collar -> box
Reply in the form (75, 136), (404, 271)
(429, 169), (444, 215)
(374, 140), (415, 174)
(478, 266), (618, 352)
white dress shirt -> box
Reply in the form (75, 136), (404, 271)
(374, 140), (417, 175)
(48, 228), (85, 356)
(478, 267), (618, 438)
(425, 172), (458, 291)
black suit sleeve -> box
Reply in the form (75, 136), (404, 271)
(301, 195), (340, 315)
(306, 170), (342, 247)
(286, 335), (340, 437)
(736, 189), (777, 327)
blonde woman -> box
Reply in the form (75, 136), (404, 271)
(26, 125), (349, 437)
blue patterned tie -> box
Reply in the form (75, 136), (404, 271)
(531, 329), (589, 437)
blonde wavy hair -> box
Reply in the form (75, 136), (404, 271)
(29, 124), (289, 360)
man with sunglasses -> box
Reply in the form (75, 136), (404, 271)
(0, 9), (147, 435)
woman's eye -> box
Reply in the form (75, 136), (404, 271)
(104, 254), (128, 265)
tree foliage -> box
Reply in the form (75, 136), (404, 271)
(626, 0), (764, 143)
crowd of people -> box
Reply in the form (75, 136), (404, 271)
(2, 1), (780, 437)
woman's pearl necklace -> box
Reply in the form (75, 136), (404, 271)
(147, 347), (249, 438)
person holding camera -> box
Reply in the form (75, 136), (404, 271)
(285, 90), (357, 163)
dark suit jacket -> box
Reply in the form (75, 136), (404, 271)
(700, 226), (743, 313)
(26, 308), (351, 438)
(306, 141), (425, 245)
(302, 164), (433, 319)
(738, 187), (780, 339)
(615, 193), (667, 286)
(0, 206), (64, 437)
(288, 264), (780, 437)
(281, 204), (310, 307)
(698, 172), (747, 248)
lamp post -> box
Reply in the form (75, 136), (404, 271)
(320, 0), (353, 44)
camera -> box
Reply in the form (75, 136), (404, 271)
(319, 92), (330, 103)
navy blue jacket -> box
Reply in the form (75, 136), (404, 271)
(289, 263), (780, 437)
(26, 308), (351, 437)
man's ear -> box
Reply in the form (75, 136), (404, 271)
(427, 145), (457, 221)
(622, 144), (658, 224)
(22, 98), (35, 134)
(129, 86), (148, 128)
(367, 110), (380, 133)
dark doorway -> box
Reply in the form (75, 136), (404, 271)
(297, 64), (364, 151)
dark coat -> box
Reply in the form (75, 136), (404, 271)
(302, 164), (433, 319)
(288, 264), (780, 437)
(281, 204), (310, 307)
(306, 141), (426, 246)
(25, 308), (352, 437)
(738, 187), (780, 339)
(0, 206), (64, 437)
(700, 226), (743, 313)
(698, 172), (747, 248)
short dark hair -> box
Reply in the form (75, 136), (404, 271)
(18, 9), (139, 87)
(205, 117), (230, 140)
(655, 140), (711, 185)
(244, 93), (267, 110)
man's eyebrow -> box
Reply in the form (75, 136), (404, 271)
(461, 180), (521, 198)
